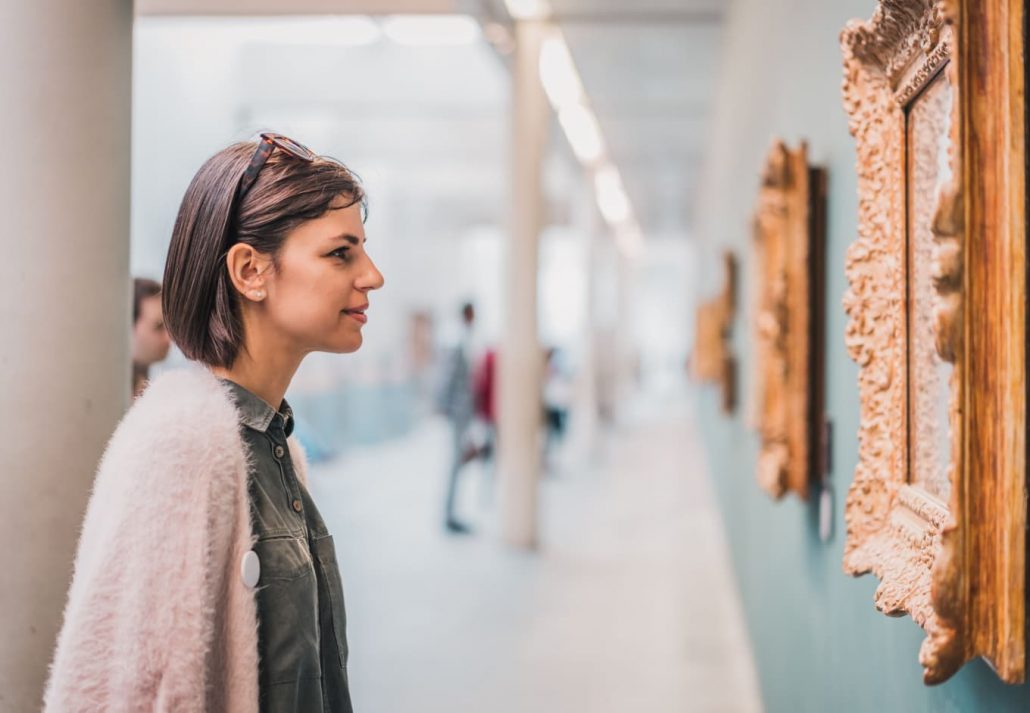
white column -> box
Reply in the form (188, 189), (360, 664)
(592, 233), (619, 425)
(613, 245), (638, 421)
(498, 19), (548, 549)
(0, 2), (132, 709)
(565, 180), (601, 464)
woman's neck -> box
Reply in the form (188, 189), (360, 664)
(211, 345), (303, 411)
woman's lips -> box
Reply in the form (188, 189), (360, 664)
(343, 305), (368, 324)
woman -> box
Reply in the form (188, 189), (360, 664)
(44, 133), (384, 712)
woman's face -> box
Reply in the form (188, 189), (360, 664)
(132, 294), (171, 365)
(261, 196), (384, 355)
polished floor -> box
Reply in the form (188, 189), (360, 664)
(308, 388), (763, 713)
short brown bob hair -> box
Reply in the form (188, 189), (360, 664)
(162, 138), (365, 368)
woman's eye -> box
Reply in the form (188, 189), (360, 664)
(330, 248), (352, 262)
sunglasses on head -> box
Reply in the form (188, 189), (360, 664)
(236, 132), (316, 202)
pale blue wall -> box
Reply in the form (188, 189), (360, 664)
(693, 1), (1030, 710)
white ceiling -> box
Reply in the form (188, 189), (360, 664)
(135, 0), (726, 240)
(549, 0), (724, 236)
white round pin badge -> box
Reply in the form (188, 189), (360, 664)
(241, 550), (260, 589)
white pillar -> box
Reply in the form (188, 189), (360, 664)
(592, 233), (619, 425)
(0, 2), (132, 709)
(565, 181), (601, 464)
(498, 19), (548, 549)
(614, 246), (638, 420)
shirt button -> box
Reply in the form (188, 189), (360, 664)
(274, 445), (285, 459)
(292, 498), (303, 513)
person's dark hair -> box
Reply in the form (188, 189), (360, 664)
(133, 278), (162, 325)
(162, 139), (365, 368)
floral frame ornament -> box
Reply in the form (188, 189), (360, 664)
(841, 0), (1026, 684)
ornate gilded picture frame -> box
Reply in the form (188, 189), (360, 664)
(752, 140), (827, 500)
(692, 252), (737, 414)
(841, 0), (1025, 683)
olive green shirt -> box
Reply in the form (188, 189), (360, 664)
(221, 379), (352, 713)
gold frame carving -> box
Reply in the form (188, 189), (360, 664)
(692, 252), (737, 414)
(841, 0), (1025, 683)
(753, 140), (826, 500)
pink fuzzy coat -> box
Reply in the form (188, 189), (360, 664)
(43, 367), (310, 712)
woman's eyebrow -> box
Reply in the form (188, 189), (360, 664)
(330, 233), (362, 246)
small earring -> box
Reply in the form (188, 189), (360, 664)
(250, 290), (265, 300)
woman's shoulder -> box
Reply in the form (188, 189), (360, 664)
(99, 366), (245, 481)
(131, 367), (238, 437)
(137, 365), (228, 407)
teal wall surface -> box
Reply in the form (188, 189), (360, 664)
(692, 1), (1030, 711)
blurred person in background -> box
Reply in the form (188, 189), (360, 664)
(44, 133), (383, 713)
(472, 345), (497, 463)
(131, 277), (171, 398)
(436, 301), (478, 534)
(542, 346), (572, 472)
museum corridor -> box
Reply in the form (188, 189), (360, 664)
(7, 1), (1030, 711)
(309, 386), (761, 713)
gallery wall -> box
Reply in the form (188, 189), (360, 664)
(692, 0), (1030, 710)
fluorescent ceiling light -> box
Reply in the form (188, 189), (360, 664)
(534, 26), (643, 251)
(594, 164), (624, 200)
(558, 104), (605, 165)
(383, 15), (481, 46)
(324, 16), (382, 46)
(616, 225), (644, 258)
(237, 16), (382, 47)
(505, 0), (553, 20)
(595, 164), (632, 226)
(598, 191), (631, 226)
(539, 33), (584, 108)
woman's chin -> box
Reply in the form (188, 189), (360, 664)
(325, 334), (363, 354)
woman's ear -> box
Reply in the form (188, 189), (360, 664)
(225, 243), (273, 302)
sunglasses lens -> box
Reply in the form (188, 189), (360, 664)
(264, 133), (316, 161)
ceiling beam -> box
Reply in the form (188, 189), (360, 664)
(554, 10), (722, 25)
(136, 0), (461, 16)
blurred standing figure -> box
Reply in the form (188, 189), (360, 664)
(437, 301), (477, 534)
(131, 277), (171, 397)
(543, 347), (572, 472)
(472, 346), (497, 460)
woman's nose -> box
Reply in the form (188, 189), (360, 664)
(360, 257), (385, 291)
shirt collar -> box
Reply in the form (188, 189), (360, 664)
(219, 378), (294, 437)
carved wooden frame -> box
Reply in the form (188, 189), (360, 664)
(841, 0), (1025, 683)
(693, 252), (737, 414)
(752, 140), (827, 500)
